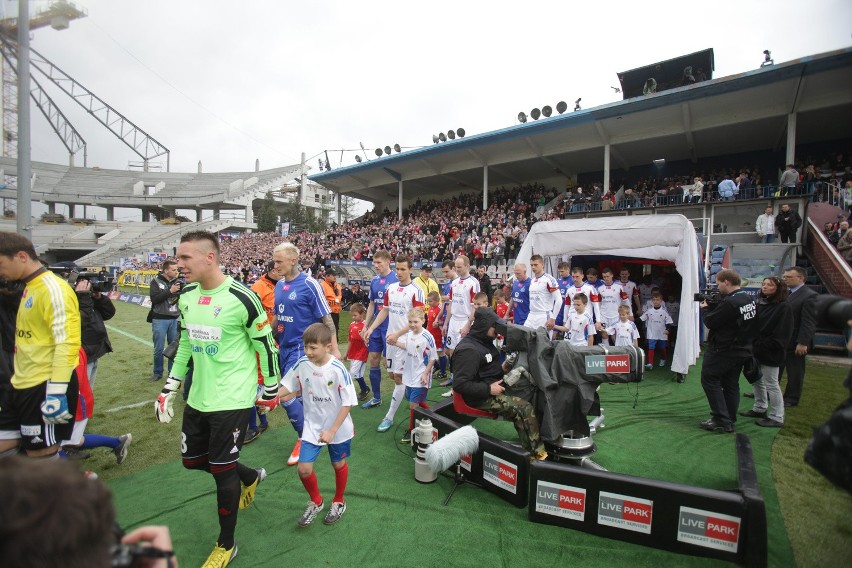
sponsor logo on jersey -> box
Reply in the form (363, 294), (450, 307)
(677, 506), (740, 552)
(535, 480), (586, 521)
(198, 296), (212, 305)
(205, 344), (219, 356)
(598, 491), (653, 534)
(283, 284), (290, 291)
(21, 424), (41, 436)
(256, 320), (269, 331)
(186, 324), (222, 342)
(327, 380), (333, 387)
(24, 296), (33, 308)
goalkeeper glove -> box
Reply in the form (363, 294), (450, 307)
(41, 381), (72, 424)
(255, 383), (280, 414)
(154, 376), (182, 423)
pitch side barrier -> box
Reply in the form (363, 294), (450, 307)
(419, 401), (767, 567)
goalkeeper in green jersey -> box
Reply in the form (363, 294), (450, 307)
(153, 231), (280, 568)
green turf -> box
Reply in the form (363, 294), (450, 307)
(81, 302), (851, 567)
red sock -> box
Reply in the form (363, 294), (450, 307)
(409, 408), (415, 430)
(299, 471), (322, 505)
(648, 349), (655, 365)
(419, 401), (430, 409)
(333, 462), (348, 503)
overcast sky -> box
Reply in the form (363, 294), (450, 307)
(17, 0), (852, 176)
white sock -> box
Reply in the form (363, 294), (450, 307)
(384, 384), (405, 421)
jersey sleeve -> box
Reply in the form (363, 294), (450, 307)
(47, 282), (82, 384)
(281, 360), (302, 393)
(307, 278), (332, 320)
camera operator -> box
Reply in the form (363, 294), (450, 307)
(147, 260), (184, 383)
(698, 269), (757, 433)
(0, 456), (177, 567)
(453, 307), (548, 460)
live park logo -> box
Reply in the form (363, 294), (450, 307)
(534, 480), (586, 521)
(482, 452), (518, 494)
(677, 506), (741, 553)
(597, 491), (653, 534)
(584, 354), (630, 374)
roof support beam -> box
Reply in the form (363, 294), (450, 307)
(594, 122), (630, 171)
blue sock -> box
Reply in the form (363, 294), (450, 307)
(356, 377), (369, 392)
(369, 367), (382, 400)
(248, 407), (258, 430)
(282, 397), (305, 435)
(259, 412), (268, 426)
(439, 356), (447, 374)
(81, 434), (120, 450)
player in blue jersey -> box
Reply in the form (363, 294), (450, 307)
(360, 250), (398, 409)
(553, 261), (572, 337)
(273, 242), (341, 467)
(510, 262), (531, 326)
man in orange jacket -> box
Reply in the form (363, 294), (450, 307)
(321, 267), (343, 336)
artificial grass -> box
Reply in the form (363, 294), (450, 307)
(80, 302), (851, 566)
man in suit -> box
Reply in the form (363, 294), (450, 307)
(779, 266), (817, 407)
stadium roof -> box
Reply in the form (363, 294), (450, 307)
(310, 47), (852, 204)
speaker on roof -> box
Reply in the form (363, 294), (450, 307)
(355, 155), (362, 163)
(457, 128), (465, 137)
(432, 134), (440, 144)
(556, 101), (568, 114)
(375, 148), (383, 156)
(518, 112), (527, 123)
(542, 105), (552, 117)
(531, 108), (541, 120)
(394, 144), (401, 152)
(384, 146), (392, 155)
(448, 130), (456, 140)
(439, 133), (447, 142)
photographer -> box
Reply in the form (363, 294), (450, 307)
(698, 269), (758, 433)
(0, 456), (177, 567)
(147, 260), (183, 383)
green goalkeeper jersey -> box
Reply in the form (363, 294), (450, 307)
(171, 276), (279, 412)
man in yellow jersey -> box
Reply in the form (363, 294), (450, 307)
(413, 263), (440, 300)
(0, 232), (81, 459)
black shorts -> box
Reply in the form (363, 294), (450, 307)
(181, 405), (252, 465)
(0, 373), (79, 451)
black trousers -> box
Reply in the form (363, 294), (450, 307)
(780, 350), (807, 405)
(701, 352), (747, 426)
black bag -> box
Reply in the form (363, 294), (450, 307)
(163, 338), (180, 360)
(742, 356), (760, 384)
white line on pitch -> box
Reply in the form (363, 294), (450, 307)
(105, 400), (151, 413)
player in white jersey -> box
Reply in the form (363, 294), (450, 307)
(362, 256), (424, 434)
(563, 266), (601, 323)
(619, 268), (641, 312)
(443, 255), (480, 353)
(525, 254), (563, 331)
(280, 323), (357, 527)
(596, 267), (631, 333)
(388, 308), (437, 443)
(604, 305), (641, 346)
(639, 293), (673, 369)
(555, 294), (595, 347)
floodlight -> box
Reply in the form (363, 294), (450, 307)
(653, 158), (665, 167)
(518, 112), (527, 123)
(439, 133), (447, 142)
(448, 130), (456, 140)
(457, 128), (465, 137)
(394, 144), (401, 152)
(355, 155), (362, 163)
(556, 101), (568, 114)
(384, 146), (392, 155)
(375, 148), (383, 156)
(432, 134), (440, 144)
(542, 105), (552, 117)
(531, 108), (541, 120)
